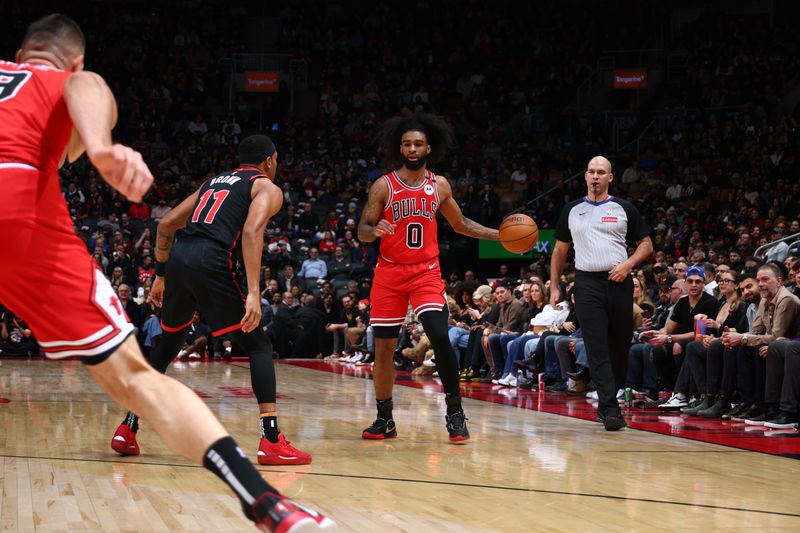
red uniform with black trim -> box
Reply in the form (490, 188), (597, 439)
(370, 170), (446, 327)
(0, 61), (133, 359)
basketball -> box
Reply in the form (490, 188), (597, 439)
(499, 214), (539, 254)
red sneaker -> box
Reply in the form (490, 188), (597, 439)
(111, 424), (140, 456)
(257, 434), (312, 465)
(253, 493), (336, 532)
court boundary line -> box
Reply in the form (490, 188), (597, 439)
(0, 452), (797, 519)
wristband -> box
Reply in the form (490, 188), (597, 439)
(154, 260), (166, 277)
(667, 335), (673, 344)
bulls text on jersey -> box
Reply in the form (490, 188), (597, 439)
(389, 197), (438, 223)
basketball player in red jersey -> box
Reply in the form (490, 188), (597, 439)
(0, 15), (332, 532)
(111, 135), (312, 467)
(358, 113), (500, 442)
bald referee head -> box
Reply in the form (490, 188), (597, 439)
(586, 156), (613, 202)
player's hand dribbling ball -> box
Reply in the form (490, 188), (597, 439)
(499, 214), (538, 254)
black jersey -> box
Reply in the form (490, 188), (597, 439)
(181, 167), (267, 250)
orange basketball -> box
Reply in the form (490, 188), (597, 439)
(499, 214), (539, 254)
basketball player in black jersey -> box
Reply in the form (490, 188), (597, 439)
(111, 135), (314, 467)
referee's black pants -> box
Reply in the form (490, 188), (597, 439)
(574, 271), (633, 418)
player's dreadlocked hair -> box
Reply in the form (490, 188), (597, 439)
(378, 112), (456, 169)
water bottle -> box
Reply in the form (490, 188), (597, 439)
(624, 387), (633, 406)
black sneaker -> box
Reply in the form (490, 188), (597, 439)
(699, 398), (731, 419)
(361, 418), (397, 440)
(745, 407), (778, 426)
(764, 411), (800, 429)
(733, 404), (761, 422)
(603, 414), (627, 431)
(517, 376), (536, 390)
(479, 371), (502, 384)
(445, 410), (470, 443)
(721, 403), (747, 420)
(681, 396), (713, 415)
(545, 381), (568, 392)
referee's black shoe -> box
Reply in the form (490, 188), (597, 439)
(596, 412), (627, 431)
(445, 410), (470, 443)
(362, 418), (397, 440)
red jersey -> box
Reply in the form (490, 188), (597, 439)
(379, 170), (440, 264)
(0, 61), (73, 171)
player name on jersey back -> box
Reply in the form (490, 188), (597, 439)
(208, 174), (242, 186)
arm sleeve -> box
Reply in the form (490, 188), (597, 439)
(621, 200), (651, 248)
(554, 204), (573, 243)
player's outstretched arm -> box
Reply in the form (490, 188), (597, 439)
(240, 180), (282, 332)
(63, 71), (152, 203)
(436, 177), (500, 240)
(357, 177), (394, 243)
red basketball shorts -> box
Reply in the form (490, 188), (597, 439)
(0, 165), (134, 360)
(369, 257), (446, 327)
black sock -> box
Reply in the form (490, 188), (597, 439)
(260, 415), (280, 443)
(123, 412), (139, 433)
(203, 436), (279, 522)
(377, 398), (393, 420)
(445, 394), (463, 415)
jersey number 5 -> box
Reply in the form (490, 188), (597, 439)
(191, 189), (230, 224)
(0, 70), (32, 103)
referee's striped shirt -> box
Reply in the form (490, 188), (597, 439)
(555, 196), (650, 273)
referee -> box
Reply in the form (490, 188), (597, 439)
(550, 156), (653, 430)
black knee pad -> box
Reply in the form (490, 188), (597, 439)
(374, 325), (401, 339)
(418, 309), (450, 344)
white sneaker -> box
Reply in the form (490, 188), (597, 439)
(350, 352), (364, 364)
(658, 394), (688, 409)
(177, 349), (187, 359)
(616, 389), (625, 400)
(507, 375), (518, 387)
(492, 373), (508, 385)
(422, 357), (436, 367)
(498, 374), (512, 386)
(586, 391), (599, 400)
(188, 351), (201, 359)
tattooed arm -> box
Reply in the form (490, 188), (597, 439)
(154, 189), (200, 264)
(357, 177), (394, 243)
(436, 176), (500, 240)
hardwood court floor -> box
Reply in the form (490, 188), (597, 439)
(2, 357), (800, 532)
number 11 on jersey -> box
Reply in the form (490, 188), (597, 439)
(191, 189), (230, 224)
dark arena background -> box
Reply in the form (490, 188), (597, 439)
(2, 1), (800, 531)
